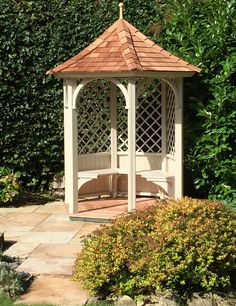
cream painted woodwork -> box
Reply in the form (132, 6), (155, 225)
(48, 7), (201, 215)
(62, 77), (182, 214)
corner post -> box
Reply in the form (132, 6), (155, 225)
(110, 82), (118, 197)
(127, 78), (136, 211)
(64, 79), (78, 214)
(161, 81), (167, 173)
(110, 82), (117, 169)
(175, 78), (183, 198)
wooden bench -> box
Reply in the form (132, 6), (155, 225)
(137, 170), (174, 199)
(78, 168), (173, 199)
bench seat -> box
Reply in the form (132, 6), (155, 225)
(78, 168), (173, 198)
(137, 170), (173, 182)
(78, 168), (127, 179)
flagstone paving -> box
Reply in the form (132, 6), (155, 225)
(0, 198), (156, 305)
(4, 242), (39, 259)
(30, 243), (83, 258)
(0, 212), (50, 227)
(17, 275), (90, 306)
(17, 257), (76, 275)
(32, 214), (86, 232)
(0, 201), (102, 305)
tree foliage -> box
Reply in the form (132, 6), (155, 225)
(0, 0), (235, 205)
(156, 0), (236, 206)
(0, 0), (160, 189)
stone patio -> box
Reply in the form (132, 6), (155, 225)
(0, 201), (103, 275)
(0, 197), (156, 305)
(0, 200), (102, 305)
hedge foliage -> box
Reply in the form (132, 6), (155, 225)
(0, 167), (21, 202)
(74, 198), (236, 297)
(0, 0), (160, 189)
(0, 0), (235, 204)
(156, 0), (236, 206)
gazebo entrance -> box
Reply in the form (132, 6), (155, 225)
(76, 78), (176, 199)
(47, 4), (201, 216)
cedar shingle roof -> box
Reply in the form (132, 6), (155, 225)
(47, 19), (201, 74)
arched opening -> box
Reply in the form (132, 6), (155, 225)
(73, 78), (176, 199)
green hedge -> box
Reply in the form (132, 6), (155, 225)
(0, 0), (160, 189)
(157, 0), (236, 206)
(0, 0), (235, 205)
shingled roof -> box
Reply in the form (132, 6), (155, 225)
(47, 18), (201, 74)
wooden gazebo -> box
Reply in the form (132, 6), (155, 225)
(47, 4), (201, 215)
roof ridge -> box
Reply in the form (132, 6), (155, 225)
(47, 18), (201, 74)
(117, 19), (142, 71)
(126, 20), (201, 73)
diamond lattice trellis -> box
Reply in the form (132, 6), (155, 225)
(77, 80), (111, 154)
(136, 80), (162, 153)
(167, 84), (175, 156)
(117, 79), (162, 153)
(117, 89), (128, 152)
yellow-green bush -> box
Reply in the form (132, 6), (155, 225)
(73, 198), (236, 297)
(0, 167), (21, 203)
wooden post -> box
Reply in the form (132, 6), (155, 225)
(110, 82), (117, 169)
(64, 79), (78, 214)
(161, 81), (167, 173)
(174, 78), (183, 198)
(110, 82), (118, 197)
(127, 78), (136, 211)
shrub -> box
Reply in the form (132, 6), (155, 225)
(0, 167), (21, 202)
(0, 255), (24, 299)
(157, 0), (236, 204)
(74, 198), (236, 297)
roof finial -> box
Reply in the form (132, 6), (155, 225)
(119, 2), (123, 19)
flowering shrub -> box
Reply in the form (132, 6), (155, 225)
(0, 167), (21, 202)
(74, 198), (236, 297)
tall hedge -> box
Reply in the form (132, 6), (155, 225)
(0, 0), (160, 189)
(156, 0), (236, 206)
(0, 0), (235, 206)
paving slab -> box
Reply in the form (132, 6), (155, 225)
(12, 205), (40, 213)
(17, 275), (90, 306)
(1, 225), (35, 232)
(17, 231), (77, 244)
(3, 230), (35, 242)
(17, 257), (76, 275)
(69, 223), (102, 244)
(0, 207), (20, 213)
(3, 242), (39, 259)
(0, 211), (11, 218)
(33, 214), (86, 232)
(0, 212), (50, 226)
(34, 202), (67, 214)
(29, 243), (82, 258)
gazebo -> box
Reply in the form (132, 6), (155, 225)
(47, 4), (201, 215)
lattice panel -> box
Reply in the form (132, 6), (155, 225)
(77, 80), (111, 154)
(117, 89), (128, 151)
(167, 84), (175, 155)
(136, 80), (162, 153)
(117, 79), (162, 153)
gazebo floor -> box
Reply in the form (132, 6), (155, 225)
(68, 196), (156, 223)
